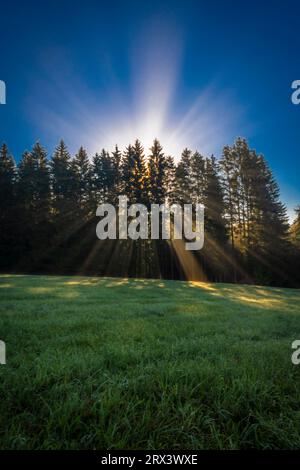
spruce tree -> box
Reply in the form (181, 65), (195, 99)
(18, 143), (51, 262)
(121, 144), (135, 200)
(220, 138), (291, 284)
(122, 140), (147, 204)
(190, 151), (205, 203)
(203, 156), (227, 243)
(252, 155), (290, 282)
(111, 145), (122, 197)
(132, 139), (147, 204)
(92, 149), (114, 205)
(72, 146), (91, 215)
(31, 141), (51, 223)
(51, 140), (73, 216)
(219, 144), (239, 248)
(176, 148), (193, 204)
(164, 155), (177, 204)
(0, 143), (16, 218)
(148, 139), (167, 204)
(0, 144), (17, 267)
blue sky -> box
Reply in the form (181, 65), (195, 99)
(0, 0), (299, 219)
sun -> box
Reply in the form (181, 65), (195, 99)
(29, 25), (246, 161)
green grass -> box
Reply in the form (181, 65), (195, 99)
(0, 274), (300, 449)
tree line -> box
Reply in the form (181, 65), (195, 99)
(0, 137), (299, 286)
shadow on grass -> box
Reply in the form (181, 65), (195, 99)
(1, 274), (299, 313)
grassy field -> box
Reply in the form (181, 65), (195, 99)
(0, 274), (300, 449)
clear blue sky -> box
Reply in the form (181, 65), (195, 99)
(0, 0), (299, 219)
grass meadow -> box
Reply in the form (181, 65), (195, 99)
(0, 274), (300, 449)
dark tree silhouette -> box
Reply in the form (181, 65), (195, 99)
(0, 136), (298, 287)
(0, 144), (17, 266)
(148, 138), (167, 204)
